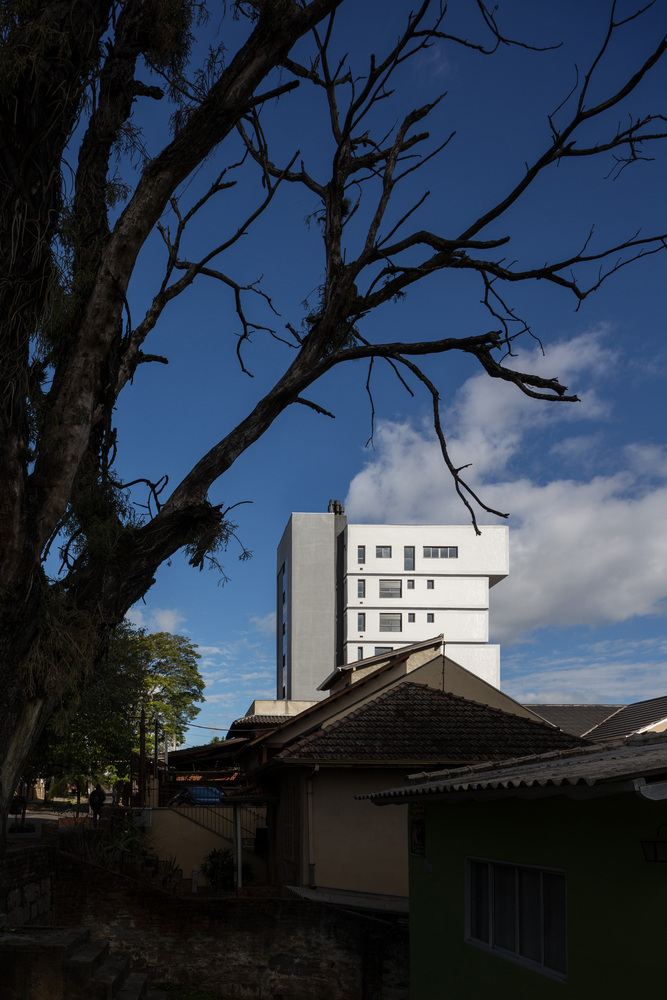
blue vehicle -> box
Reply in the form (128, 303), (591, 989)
(168, 786), (226, 806)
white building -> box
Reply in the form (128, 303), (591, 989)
(276, 503), (509, 701)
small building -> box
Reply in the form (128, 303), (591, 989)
(367, 733), (667, 997)
(240, 641), (586, 905)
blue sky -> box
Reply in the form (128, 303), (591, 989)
(108, 2), (667, 743)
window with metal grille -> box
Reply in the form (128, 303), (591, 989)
(467, 859), (567, 980)
(379, 579), (401, 598)
(379, 613), (402, 632)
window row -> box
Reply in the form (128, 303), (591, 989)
(356, 545), (458, 565)
(358, 579), (433, 598)
(357, 578), (435, 598)
(357, 612), (435, 631)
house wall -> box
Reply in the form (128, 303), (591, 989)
(148, 807), (234, 880)
(310, 768), (410, 896)
(408, 791), (667, 999)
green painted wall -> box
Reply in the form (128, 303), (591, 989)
(408, 791), (667, 998)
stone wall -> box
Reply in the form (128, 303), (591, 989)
(1, 845), (56, 926)
(55, 852), (409, 999)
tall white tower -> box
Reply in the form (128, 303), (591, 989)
(277, 502), (509, 701)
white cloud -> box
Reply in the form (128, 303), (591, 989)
(126, 605), (186, 634)
(502, 654), (667, 705)
(248, 612), (276, 637)
(345, 331), (667, 644)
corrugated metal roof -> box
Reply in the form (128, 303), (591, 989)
(582, 695), (667, 741)
(527, 704), (622, 737)
(364, 733), (667, 803)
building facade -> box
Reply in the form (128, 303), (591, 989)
(276, 503), (509, 701)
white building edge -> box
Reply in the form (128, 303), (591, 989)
(276, 502), (509, 701)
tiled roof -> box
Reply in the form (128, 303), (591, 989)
(527, 704), (622, 737)
(275, 683), (587, 763)
(227, 715), (293, 739)
(583, 695), (667, 741)
(365, 732), (667, 803)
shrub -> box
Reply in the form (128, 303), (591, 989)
(198, 848), (254, 892)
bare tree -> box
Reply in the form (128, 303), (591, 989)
(1, 0), (665, 827)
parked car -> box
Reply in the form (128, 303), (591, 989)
(168, 786), (226, 806)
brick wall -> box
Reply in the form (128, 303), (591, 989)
(1, 845), (56, 926)
(55, 853), (408, 999)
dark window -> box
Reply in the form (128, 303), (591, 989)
(379, 613), (402, 632)
(407, 579), (415, 590)
(379, 579), (401, 598)
(358, 579), (366, 598)
(357, 647), (364, 660)
(357, 612), (366, 631)
(376, 545), (392, 558)
(467, 859), (567, 979)
(374, 646), (393, 656)
(427, 579), (434, 590)
(408, 613), (415, 623)
(357, 545), (365, 564)
(404, 546), (415, 570)
(427, 613), (434, 623)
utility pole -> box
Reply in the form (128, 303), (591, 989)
(139, 708), (146, 806)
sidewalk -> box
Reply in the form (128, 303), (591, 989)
(5, 805), (88, 842)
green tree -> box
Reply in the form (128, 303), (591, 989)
(23, 626), (203, 794)
(22, 621), (145, 797)
(1, 1), (666, 824)
(134, 632), (204, 749)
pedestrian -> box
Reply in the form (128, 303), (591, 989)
(89, 784), (106, 827)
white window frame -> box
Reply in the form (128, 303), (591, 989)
(423, 546), (458, 558)
(465, 857), (567, 981)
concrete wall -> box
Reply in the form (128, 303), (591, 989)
(310, 768), (410, 896)
(277, 512), (338, 701)
(343, 524), (508, 673)
(408, 791), (667, 999)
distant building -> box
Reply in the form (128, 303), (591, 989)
(276, 502), (509, 700)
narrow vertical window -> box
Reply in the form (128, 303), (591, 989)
(357, 647), (364, 660)
(404, 546), (415, 570)
(358, 579), (366, 598)
(357, 545), (365, 564)
(357, 612), (366, 631)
